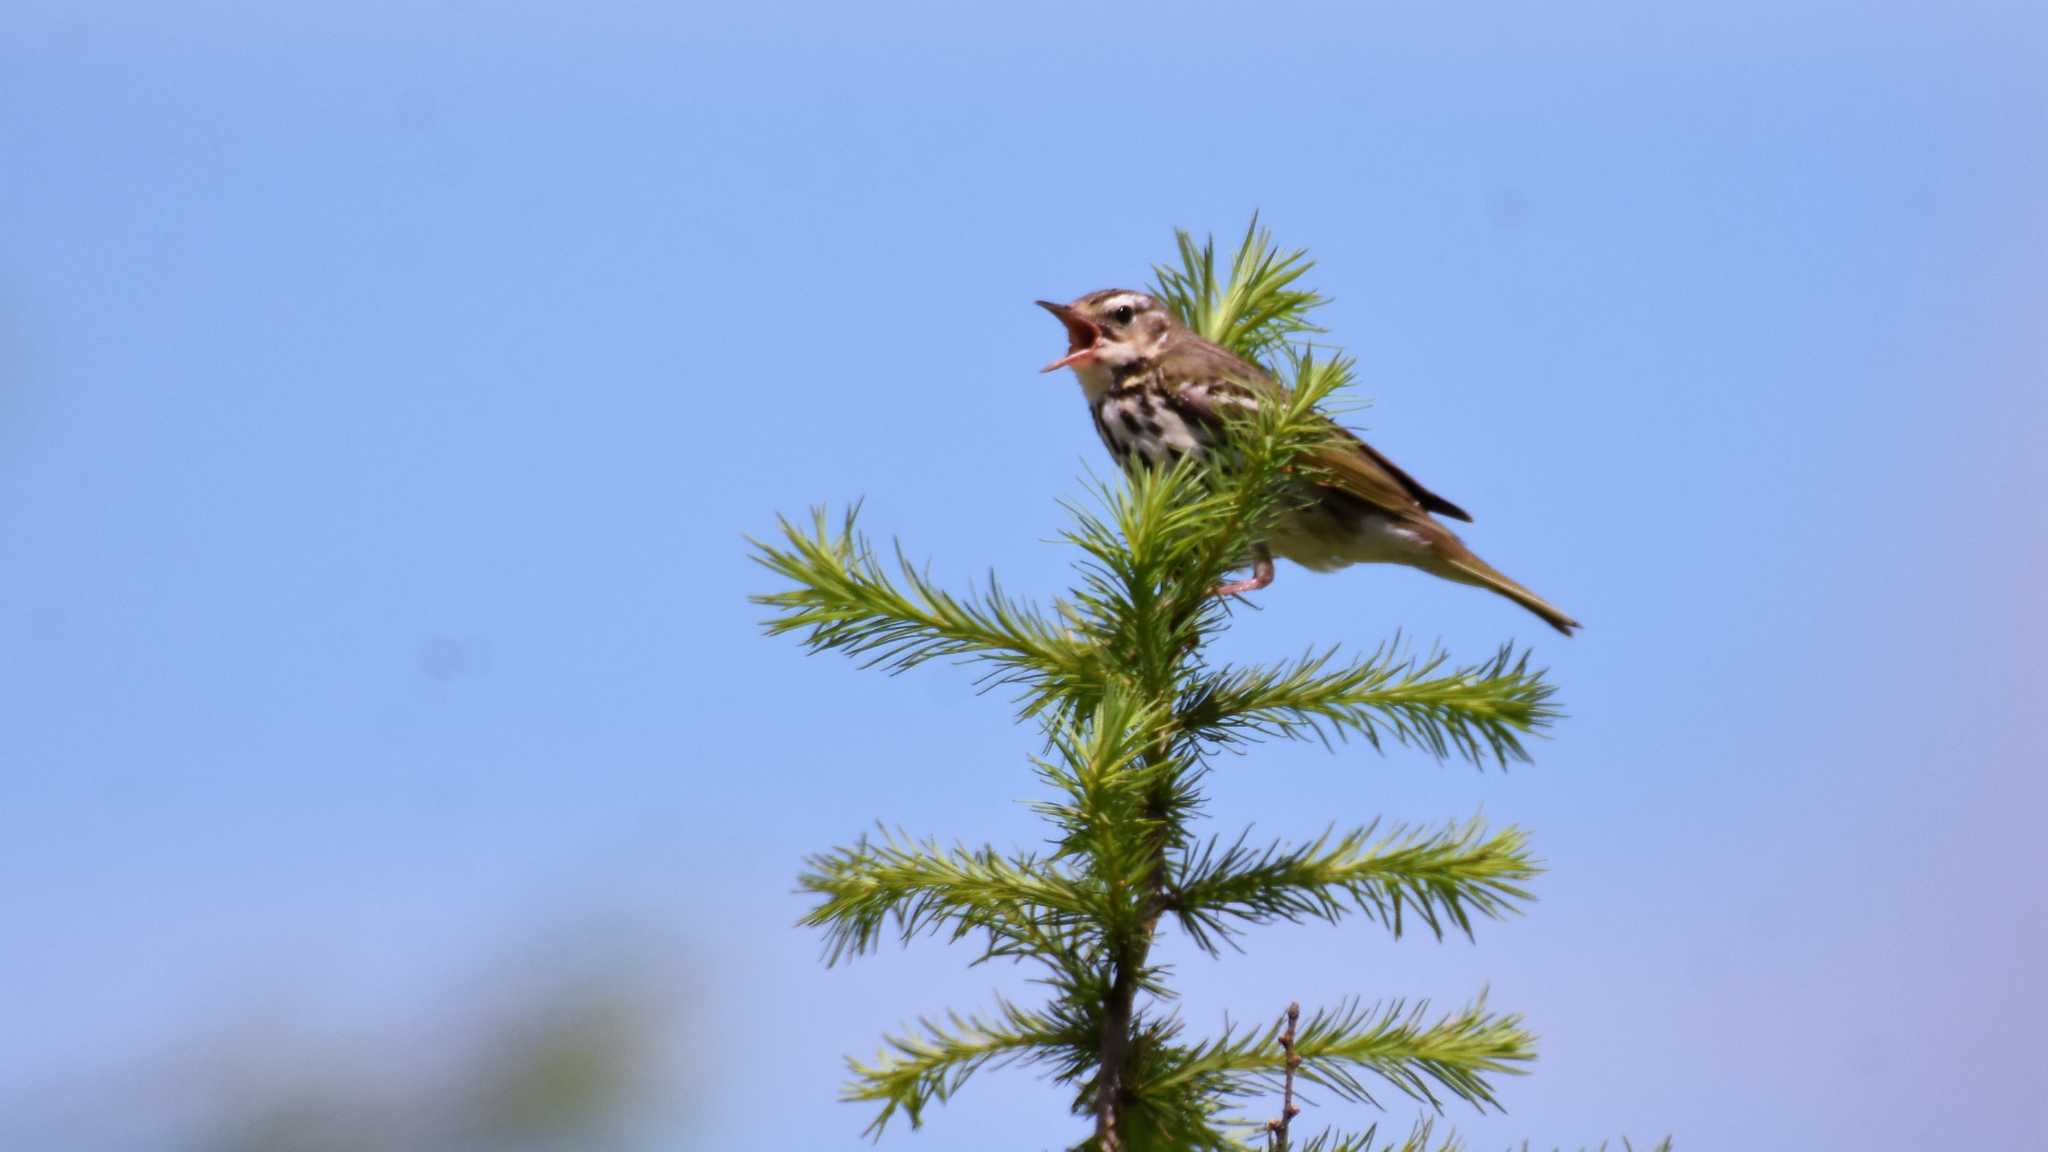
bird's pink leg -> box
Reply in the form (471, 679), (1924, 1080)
(1212, 547), (1274, 598)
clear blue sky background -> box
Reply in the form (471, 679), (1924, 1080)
(4, 2), (2044, 1148)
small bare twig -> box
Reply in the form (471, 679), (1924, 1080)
(1266, 1000), (1303, 1150)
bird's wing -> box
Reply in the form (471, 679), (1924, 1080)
(1324, 430), (1472, 522)
(1163, 337), (1472, 523)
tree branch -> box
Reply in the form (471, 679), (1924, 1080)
(1151, 996), (1535, 1114)
(800, 830), (1102, 964)
(846, 1000), (1096, 1139)
(1287, 1118), (1462, 1152)
(1167, 819), (1540, 954)
(1154, 215), (1327, 370)
(1266, 1001), (1303, 1151)
(750, 506), (1102, 715)
(1179, 644), (1558, 768)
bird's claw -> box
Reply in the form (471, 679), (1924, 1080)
(1210, 549), (1275, 600)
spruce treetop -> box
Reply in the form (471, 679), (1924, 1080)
(753, 221), (1663, 1152)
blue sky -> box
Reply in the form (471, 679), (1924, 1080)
(3, 1), (2044, 1147)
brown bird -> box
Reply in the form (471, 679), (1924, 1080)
(1037, 289), (1579, 635)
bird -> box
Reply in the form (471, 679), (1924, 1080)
(1036, 289), (1579, 635)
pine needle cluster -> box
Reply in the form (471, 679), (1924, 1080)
(753, 223), (1661, 1151)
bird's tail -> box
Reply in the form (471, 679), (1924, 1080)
(1433, 548), (1580, 636)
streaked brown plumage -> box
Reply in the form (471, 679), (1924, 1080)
(1036, 289), (1579, 635)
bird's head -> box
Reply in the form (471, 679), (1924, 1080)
(1036, 290), (1175, 386)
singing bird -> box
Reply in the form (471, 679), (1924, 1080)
(1037, 290), (1579, 635)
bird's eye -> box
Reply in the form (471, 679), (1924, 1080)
(1113, 305), (1135, 325)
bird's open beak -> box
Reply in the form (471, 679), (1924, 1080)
(1036, 300), (1100, 373)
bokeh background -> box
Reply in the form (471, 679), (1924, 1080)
(5, 1), (2044, 1148)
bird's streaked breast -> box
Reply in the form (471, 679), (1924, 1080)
(1091, 384), (1215, 467)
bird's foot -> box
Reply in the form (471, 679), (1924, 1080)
(1209, 550), (1275, 599)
